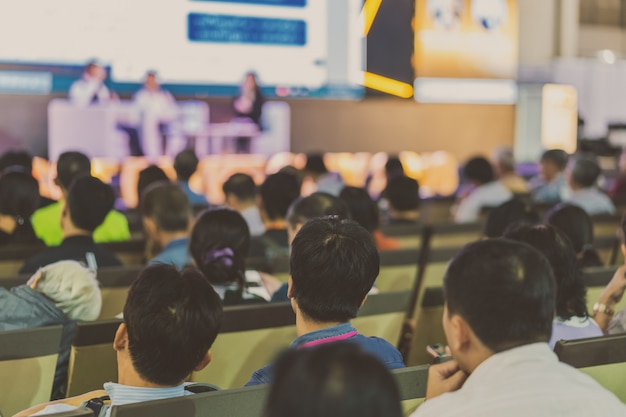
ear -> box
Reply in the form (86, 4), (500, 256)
(360, 294), (368, 307)
(193, 350), (212, 372)
(621, 243), (626, 260)
(113, 323), (129, 352)
(287, 276), (295, 298)
(447, 314), (472, 354)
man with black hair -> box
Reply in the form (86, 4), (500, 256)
(410, 239), (626, 417)
(173, 149), (208, 207)
(20, 176), (122, 274)
(304, 153), (344, 196)
(564, 156), (615, 216)
(247, 216), (405, 386)
(223, 173), (265, 236)
(141, 181), (192, 269)
(383, 175), (420, 225)
(529, 149), (569, 203)
(16, 264), (223, 417)
(31, 151), (130, 246)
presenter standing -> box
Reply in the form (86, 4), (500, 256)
(68, 61), (114, 106)
(232, 72), (264, 153)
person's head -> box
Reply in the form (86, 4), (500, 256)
(260, 172), (301, 222)
(118, 264), (223, 386)
(289, 217), (379, 324)
(143, 71), (159, 91)
(384, 156), (405, 180)
(85, 61), (106, 81)
(0, 149), (33, 174)
(173, 150), (199, 182)
(55, 151), (91, 192)
(286, 193), (351, 243)
(140, 181), (190, 243)
(546, 204), (595, 255)
(463, 156), (495, 185)
(64, 176), (115, 233)
(568, 156), (601, 189)
(384, 175), (420, 213)
(27, 260), (101, 321)
(222, 173), (257, 209)
(137, 165), (168, 203)
(264, 343), (402, 417)
(483, 199), (539, 238)
(339, 187), (379, 233)
(189, 208), (250, 294)
(503, 224), (587, 320)
(443, 239), (555, 372)
(492, 147), (516, 176)
(304, 154), (328, 176)
(0, 172), (40, 241)
(242, 71), (259, 92)
(540, 149), (568, 182)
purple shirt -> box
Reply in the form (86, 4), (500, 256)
(549, 316), (603, 349)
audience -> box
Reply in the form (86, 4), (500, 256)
(264, 343), (403, 417)
(304, 153), (344, 196)
(173, 149), (208, 207)
(140, 181), (192, 269)
(410, 239), (626, 416)
(20, 176), (123, 273)
(609, 147), (626, 202)
(564, 156), (615, 216)
(0, 260), (101, 400)
(483, 198), (539, 238)
(492, 147), (528, 194)
(247, 216), (405, 386)
(136, 164), (169, 203)
(31, 151), (130, 246)
(503, 224), (602, 347)
(453, 156), (512, 223)
(16, 264), (223, 416)
(223, 172), (265, 237)
(382, 175), (420, 225)
(0, 171), (42, 245)
(529, 149), (569, 204)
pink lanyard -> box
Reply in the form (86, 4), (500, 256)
(298, 331), (358, 349)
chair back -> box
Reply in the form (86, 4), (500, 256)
(96, 266), (143, 320)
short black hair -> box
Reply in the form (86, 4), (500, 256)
(541, 149), (568, 170)
(503, 224), (588, 320)
(384, 176), (420, 211)
(223, 173), (257, 202)
(385, 156), (405, 179)
(463, 156), (494, 185)
(304, 154), (328, 174)
(546, 204), (595, 254)
(339, 186), (379, 233)
(484, 199), (539, 238)
(264, 343), (402, 417)
(287, 192), (351, 229)
(174, 150), (199, 181)
(444, 239), (555, 352)
(570, 156), (601, 188)
(0, 172), (40, 243)
(123, 264), (223, 386)
(290, 217), (379, 323)
(66, 176), (115, 232)
(56, 151), (91, 190)
(0, 150), (33, 174)
(140, 181), (190, 232)
(260, 172), (300, 221)
(137, 165), (169, 201)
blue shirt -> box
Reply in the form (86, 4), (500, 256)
(148, 238), (192, 270)
(179, 181), (208, 207)
(245, 322), (405, 386)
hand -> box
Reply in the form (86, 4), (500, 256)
(599, 264), (626, 305)
(425, 359), (468, 400)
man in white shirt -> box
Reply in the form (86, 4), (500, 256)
(412, 239), (626, 417)
(564, 156), (615, 216)
(68, 61), (113, 106)
(223, 173), (265, 237)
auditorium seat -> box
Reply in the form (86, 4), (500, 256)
(102, 239), (146, 266)
(0, 243), (44, 276)
(405, 287), (447, 367)
(96, 265), (143, 320)
(0, 325), (63, 417)
(377, 248), (420, 293)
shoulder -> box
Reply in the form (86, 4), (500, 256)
(352, 335), (405, 368)
(246, 364), (273, 386)
(14, 390), (107, 416)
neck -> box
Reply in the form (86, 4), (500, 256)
(62, 225), (92, 240)
(295, 313), (343, 337)
(117, 352), (179, 389)
(0, 215), (16, 235)
(238, 200), (257, 211)
(158, 230), (188, 248)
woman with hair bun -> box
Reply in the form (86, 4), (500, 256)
(0, 171), (42, 246)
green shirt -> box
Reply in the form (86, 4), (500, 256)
(31, 201), (131, 246)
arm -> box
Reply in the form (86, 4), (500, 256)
(424, 360), (468, 400)
(14, 390), (107, 416)
(593, 264), (626, 332)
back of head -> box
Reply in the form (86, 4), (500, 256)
(264, 343), (402, 417)
(0, 149), (33, 174)
(0, 171), (40, 222)
(541, 149), (568, 171)
(140, 181), (190, 232)
(56, 151), (91, 190)
(570, 156), (601, 188)
(260, 172), (301, 221)
(493, 147), (515, 174)
(222, 173), (257, 202)
(189, 208), (250, 287)
(503, 223), (587, 320)
(290, 217), (379, 323)
(123, 264), (223, 386)
(339, 186), (379, 233)
(444, 239), (555, 352)
(287, 192), (351, 229)
(484, 198), (539, 238)
(385, 156), (405, 180)
(545, 204), (594, 254)
(28, 260), (101, 321)
(137, 165), (168, 202)
(384, 175), (420, 212)
(463, 156), (495, 185)
(304, 154), (328, 175)
(66, 176), (115, 232)
(173, 150), (199, 181)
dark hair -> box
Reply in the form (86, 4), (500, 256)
(287, 193), (351, 229)
(0, 150), (33, 174)
(0, 172), (40, 243)
(339, 187), (379, 233)
(264, 343), (402, 417)
(56, 151), (91, 190)
(66, 176), (115, 232)
(541, 149), (568, 170)
(123, 264), (223, 386)
(384, 176), (420, 212)
(503, 224), (588, 320)
(140, 181), (190, 232)
(290, 217), (379, 323)
(137, 165), (168, 202)
(304, 154), (328, 174)
(570, 157), (601, 188)
(260, 172), (300, 221)
(385, 156), (405, 180)
(222, 173), (257, 202)
(484, 199), (539, 238)
(545, 204), (602, 268)
(174, 150), (199, 181)
(463, 157), (494, 185)
(444, 239), (555, 352)
(189, 208), (250, 300)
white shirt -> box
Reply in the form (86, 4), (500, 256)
(68, 77), (112, 106)
(565, 188), (616, 216)
(240, 205), (266, 237)
(453, 181), (512, 223)
(411, 343), (626, 417)
(133, 88), (178, 122)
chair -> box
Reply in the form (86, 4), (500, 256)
(429, 221), (483, 248)
(65, 319), (122, 398)
(96, 265), (144, 320)
(377, 248), (420, 292)
(405, 287), (447, 367)
(555, 334), (626, 402)
(101, 239), (146, 266)
(0, 325), (63, 417)
(0, 243), (43, 276)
